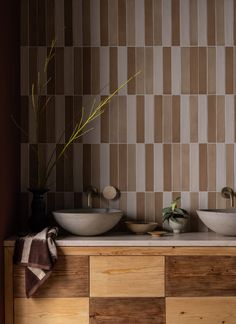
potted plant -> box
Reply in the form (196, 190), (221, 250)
(162, 197), (188, 234)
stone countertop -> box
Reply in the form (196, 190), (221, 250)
(4, 232), (236, 247)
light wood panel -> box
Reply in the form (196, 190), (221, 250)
(166, 297), (236, 324)
(4, 247), (14, 324)
(90, 298), (165, 324)
(166, 256), (236, 296)
(90, 256), (164, 297)
(14, 255), (89, 298)
(14, 298), (89, 324)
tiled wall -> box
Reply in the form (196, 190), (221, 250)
(21, 0), (236, 230)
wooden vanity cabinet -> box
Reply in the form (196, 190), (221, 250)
(5, 246), (236, 324)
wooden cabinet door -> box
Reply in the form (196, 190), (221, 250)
(14, 298), (89, 324)
(90, 256), (165, 297)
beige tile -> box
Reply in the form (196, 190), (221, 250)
(145, 96), (154, 143)
(100, 144), (109, 191)
(172, 96), (180, 143)
(163, 96), (172, 143)
(162, 0), (172, 45)
(190, 0), (198, 45)
(180, 95), (190, 143)
(154, 144), (163, 192)
(180, 0), (189, 45)
(190, 47), (198, 94)
(181, 144), (190, 191)
(208, 47), (216, 94)
(127, 0), (135, 46)
(190, 144), (199, 192)
(136, 144), (145, 192)
(198, 0), (207, 45)
(198, 95), (208, 143)
(127, 192), (136, 220)
(208, 95), (216, 142)
(128, 144), (136, 191)
(190, 96), (198, 143)
(216, 0), (224, 45)
(153, 47), (163, 94)
(154, 96), (162, 143)
(91, 144), (100, 190)
(109, 96), (119, 143)
(208, 144), (216, 191)
(171, 47), (181, 94)
(172, 144), (181, 192)
(145, 192), (155, 222)
(181, 47), (190, 94)
(135, 0), (145, 46)
(225, 95), (234, 143)
(136, 47), (145, 94)
(110, 144), (118, 188)
(163, 47), (171, 94)
(118, 96), (127, 143)
(118, 47), (127, 95)
(216, 144), (226, 191)
(226, 144), (234, 188)
(225, 0), (234, 46)
(199, 47), (207, 94)
(108, 0), (118, 45)
(216, 47), (225, 94)
(119, 144), (127, 191)
(216, 96), (225, 142)
(145, 47), (153, 94)
(109, 47), (118, 93)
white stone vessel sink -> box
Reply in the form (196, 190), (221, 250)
(197, 209), (236, 236)
(53, 208), (123, 236)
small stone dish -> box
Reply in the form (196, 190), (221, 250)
(125, 221), (158, 235)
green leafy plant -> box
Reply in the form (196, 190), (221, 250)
(13, 39), (140, 189)
(162, 197), (188, 224)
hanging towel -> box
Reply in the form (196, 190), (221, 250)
(13, 227), (58, 297)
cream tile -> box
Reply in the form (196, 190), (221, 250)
(136, 143), (145, 192)
(145, 95), (154, 143)
(154, 144), (163, 192)
(180, 0), (190, 45)
(224, 0), (234, 46)
(135, 0), (145, 46)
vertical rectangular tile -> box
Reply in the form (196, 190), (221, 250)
(190, 47), (198, 94)
(145, 0), (153, 45)
(82, 0), (90, 45)
(127, 192), (137, 219)
(55, 0), (65, 46)
(190, 96), (198, 143)
(136, 192), (145, 221)
(225, 0), (234, 46)
(145, 96), (154, 143)
(208, 192), (216, 208)
(21, 48), (29, 96)
(190, 144), (199, 192)
(83, 47), (91, 94)
(216, 0), (224, 45)
(119, 144), (127, 191)
(163, 144), (172, 191)
(21, 96), (29, 143)
(182, 144), (190, 191)
(136, 144), (145, 192)
(65, 96), (73, 142)
(199, 143), (208, 191)
(226, 47), (234, 94)
(216, 47), (225, 94)
(29, 47), (37, 95)
(153, 47), (163, 94)
(163, 96), (172, 143)
(91, 47), (100, 95)
(216, 144), (226, 191)
(73, 0), (82, 46)
(208, 144), (216, 191)
(38, 0), (46, 45)
(64, 47), (74, 95)
(21, 144), (29, 192)
(171, 47), (181, 94)
(29, 0), (37, 45)
(163, 0), (172, 45)
(198, 0), (207, 45)
(55, 48), (64, 94)
(110, 144), (118, 188)
(145, 47), (153, 94)
(74, 47), (83, 95)
(55, 95), (65, 144)
(91, 0), (100, 46)
(91, 144), (100, 189)
(225, 95), (234, 143)
(136, 47), (145, 94)
(100, 144), (109, 191)
(180, 0), (190, 45)
(208, 95), (216, 142)
(154, 0), (162, 45)
(145, 144), (154, 191)
(154, 144), (163, 192)
(64, 0), (73, 46)
(135, 0), (145, 46)
(127, 47), (136, 94)
(172, 0), (180, 45)
(190, 0), (198, 45)
(180, 95), (190, 143)
(172, 96), (180, 143)
(154, 96), (162, 143)
(163, 47), (171, 94)
(207, 0), (216, 45)
(100, 47), (109, 95)
(216, 96), (225, 142)
(83, 144), (91, 190)
(56, 144), (64, 191)
(136, 96), (145, 143)
(109, 47), (118, 93)
(128, 144), (136, 191)
(118, 47), (127, 95)
(109, 96), (119, 143)
(208, 47), (216, 94)
(73, 143), (83, 192)
(226, 144), (234, 188)
(118, 96), (127, 143)
(100, 0), (108, 46)
(154, 192), (163, 224)
(64, 146), (73, 192)
(145, 192), (155, 222)
(21, 0), (29, 45)
(199, 47), (207, 94)
(172, 144), (181, 191)
(127, 0), (135, 46)
(127, 96), (136, 143)
(198, 95), (208, 143)
(181, 48), (190, 94)
(109, 0), (118, 45)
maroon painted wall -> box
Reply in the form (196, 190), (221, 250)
(0, 1), (20, 322)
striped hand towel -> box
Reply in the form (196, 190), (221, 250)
(13, 227), (58, 298)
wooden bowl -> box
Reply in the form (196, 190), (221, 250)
(125, 222), (158, 235)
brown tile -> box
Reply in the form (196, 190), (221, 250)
(172, 96), (180, 143)
(82, 0), (90, 46)
(64, 0), (73, 46)
(119, 96), (127, 143)
(109, 0), (118, 45)
(190, 47), (198, 94)
(73, 96), (83, 143)
(145, 0), (153, 45)
(119, 144), (128, 191)
(29, 0), (37, 45)
(74, 192), (83, 208)
(207, 0), (216, 45)
(190, 0), (198, 45)
(64, 145), (73, 192)
(83, 47), (91, 94)
(83, 144), (91, 190)
(110, 47), (118, 93)
(46, 96), (55, 143)
(136, 47), (145, 94)
(234, 0), (236, 45)
(208, 46), (216, 94)
(145, 192), (155, 222)
(172, 144), (181, 192)
(155, 192), (163, 225)
(199, 47), (207, 94)
(216, 96), (225, 142)
(38, 0), (46, 45)
(29, 47), (37, 94)
(38, 96), (47, 143)
(181, 144), (190, 191)
(101, 96), (110, 143)
(118, 0), (126, 45)
(199, 144), (208, 191)
(163, 47), (171, 94)
(74, 47), (83, 95)
(208, 192), (216, 209)
(91, 47), (100, 95)
(145, 144), (154, 191)
(190, 96), (198, 143)
(226, 144), (234, 188)
(216, 0), (224, 45)
(208, 144), (216, 191)
(154, 96), (162, 143)
(163, 96), (172, 143)
(21, 96), (29, 143)
(145, 47), (153, 94)
(47, 46), (55, 95)
(127, 0), (135, 46)
(163, 144), (172, 191)
(172, 0), (180, 45)
(226, 47), (233, 94)
(65, 96), (74, 142)
(137, 192), (145, 221)
(21, 0), (29, 45)
(29, 144), (38, 188)
(128, 144), (136, 191)
(208, 95), (216, 142)
(110, 144), (118, 188)
(127, 47), (136, 94)
(56, 144), (64, 191)
(46, 0), (55, 46)
(109, 96), (119, 143)
(190, 192), (199, 231)
(91, 144), (100, 190)
(181, 47), (190, 94)
(55, 48), (64, 95)
(55, 192), (65, 210)
(100, 0), (108, 46)
(136, 96), (145, 143)
(154, 0), (162, 45)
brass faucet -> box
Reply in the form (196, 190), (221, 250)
(221, 187), (235, 207)
(86, 186), (98, 208)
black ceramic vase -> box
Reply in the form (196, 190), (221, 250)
(28, 188), (49, 233)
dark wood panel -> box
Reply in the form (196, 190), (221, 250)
(89, 298), (165, 324)
(166, 256), (236, 296)
(14, 255), (89, 297)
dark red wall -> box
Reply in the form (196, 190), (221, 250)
(0, 1), (20, 322)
